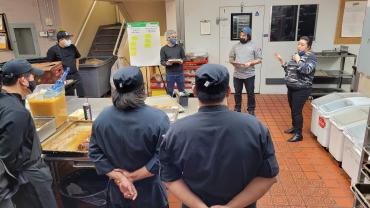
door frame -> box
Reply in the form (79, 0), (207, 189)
(8, 23), (41, 58)
(218, 5), (265, 93)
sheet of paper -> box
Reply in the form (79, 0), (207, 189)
(342, 1), (367, 37)
(200, 21), (211, 35)
(0, 14), (3, 32)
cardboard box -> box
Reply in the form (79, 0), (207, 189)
(33, 61), (64, 84)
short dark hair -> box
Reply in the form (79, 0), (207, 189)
(195, 86), (227, 104)
(2, 72), (31, 86)
(299, 36), (312, 49)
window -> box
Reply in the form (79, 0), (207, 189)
(298, 5), (318, 41)
(230, 13), (252, 40)
(270, 4), (318, 42)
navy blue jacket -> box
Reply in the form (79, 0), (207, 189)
(160, 105), (279, 208)
(89, 104), (170, 208)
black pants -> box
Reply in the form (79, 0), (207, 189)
(287, 87), (312, 134)
(234, 76), (255, 112)
(12, 160), (57, 208)
(66, 72), (84, 97)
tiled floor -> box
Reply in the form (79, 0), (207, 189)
(168, 94), (355, 208)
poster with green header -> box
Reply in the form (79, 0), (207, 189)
(127, 22), (160, 66)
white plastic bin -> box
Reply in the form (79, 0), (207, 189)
(316, 97), (370, 147)
(328, 107), (369, 161)
(341, 121), (367, 185)
(311, 92), (363, 136)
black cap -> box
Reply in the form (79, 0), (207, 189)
(195, 64), (229, 93)
(56, 31), (73, 41)
(113, 67), (144, 93)
(1, 59), (44, 79)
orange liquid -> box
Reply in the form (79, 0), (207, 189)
(29, 93), (67, 128)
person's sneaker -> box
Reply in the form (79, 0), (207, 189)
(234, 109), (241, 112)
(248, 110), (255, 116)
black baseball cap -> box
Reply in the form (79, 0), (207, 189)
(56, 31), (73, 41)
(195, 64), (229, 94)
(1, 59), (44, 79)
(113, 66), (144, 93)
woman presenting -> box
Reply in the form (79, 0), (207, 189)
(274, 36), (317, 142)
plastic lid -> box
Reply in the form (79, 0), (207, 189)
(331, 107), (370, 129)
(319, 97), (370, 115)
(311, 92), (362, 107)
(343, 121), (367, 145)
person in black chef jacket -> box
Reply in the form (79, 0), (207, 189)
(47, 30), (84, 96)
(159, 64), (279, 208)
(0, 59), (57, 208)
(89, 66), (170, 208)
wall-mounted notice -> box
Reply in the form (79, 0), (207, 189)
(342, 1), (367, 37)
(127, 22), (161, 66)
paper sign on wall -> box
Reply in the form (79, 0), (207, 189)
(127, 22), (161, 67)
(0, 14), (4, 32)
(342, 1), (367, 37)
(0, 33), (7, 49)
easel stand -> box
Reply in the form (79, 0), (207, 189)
(141, 65), (167, 97)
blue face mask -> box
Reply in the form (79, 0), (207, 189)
(170, 38), (177, 45)
(298, 51), (305, 56)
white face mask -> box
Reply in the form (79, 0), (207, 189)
(64, 39), (72, 47)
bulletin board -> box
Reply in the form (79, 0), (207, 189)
(335, 0), (367, 44)
(0, 13), (11, 50)
(127, 22), (161, 67)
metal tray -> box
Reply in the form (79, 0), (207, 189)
(41, 121), (92, 155)
(34, 117), (56, 142)
(353, 183), (370, 207)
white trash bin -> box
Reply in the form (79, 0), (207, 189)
(316, 97), (370, 147)
(328, 107), (370, 161)
(310, 92), (363, 136)
(341, 121), (367, 184)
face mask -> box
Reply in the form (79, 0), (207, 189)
(27, 80), (36, 92)
(298, 51), (305, 56)
(64, 39), (72, 47)
(240, 38), (248, 44)
(170, 38), (177, 45)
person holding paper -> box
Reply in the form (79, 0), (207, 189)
(160, 30), (186, 96)
(229, 27), (262, 115)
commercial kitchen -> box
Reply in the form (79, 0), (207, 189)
(1, 0), (370, 208)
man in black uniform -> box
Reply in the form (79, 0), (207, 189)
(160, 64), (279, 208)
(47, 30), (83, 96)
(0, 59), (57, 208)
(89, 66), (170, 208)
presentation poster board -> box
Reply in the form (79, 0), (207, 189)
(127, 22), (161, 67)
